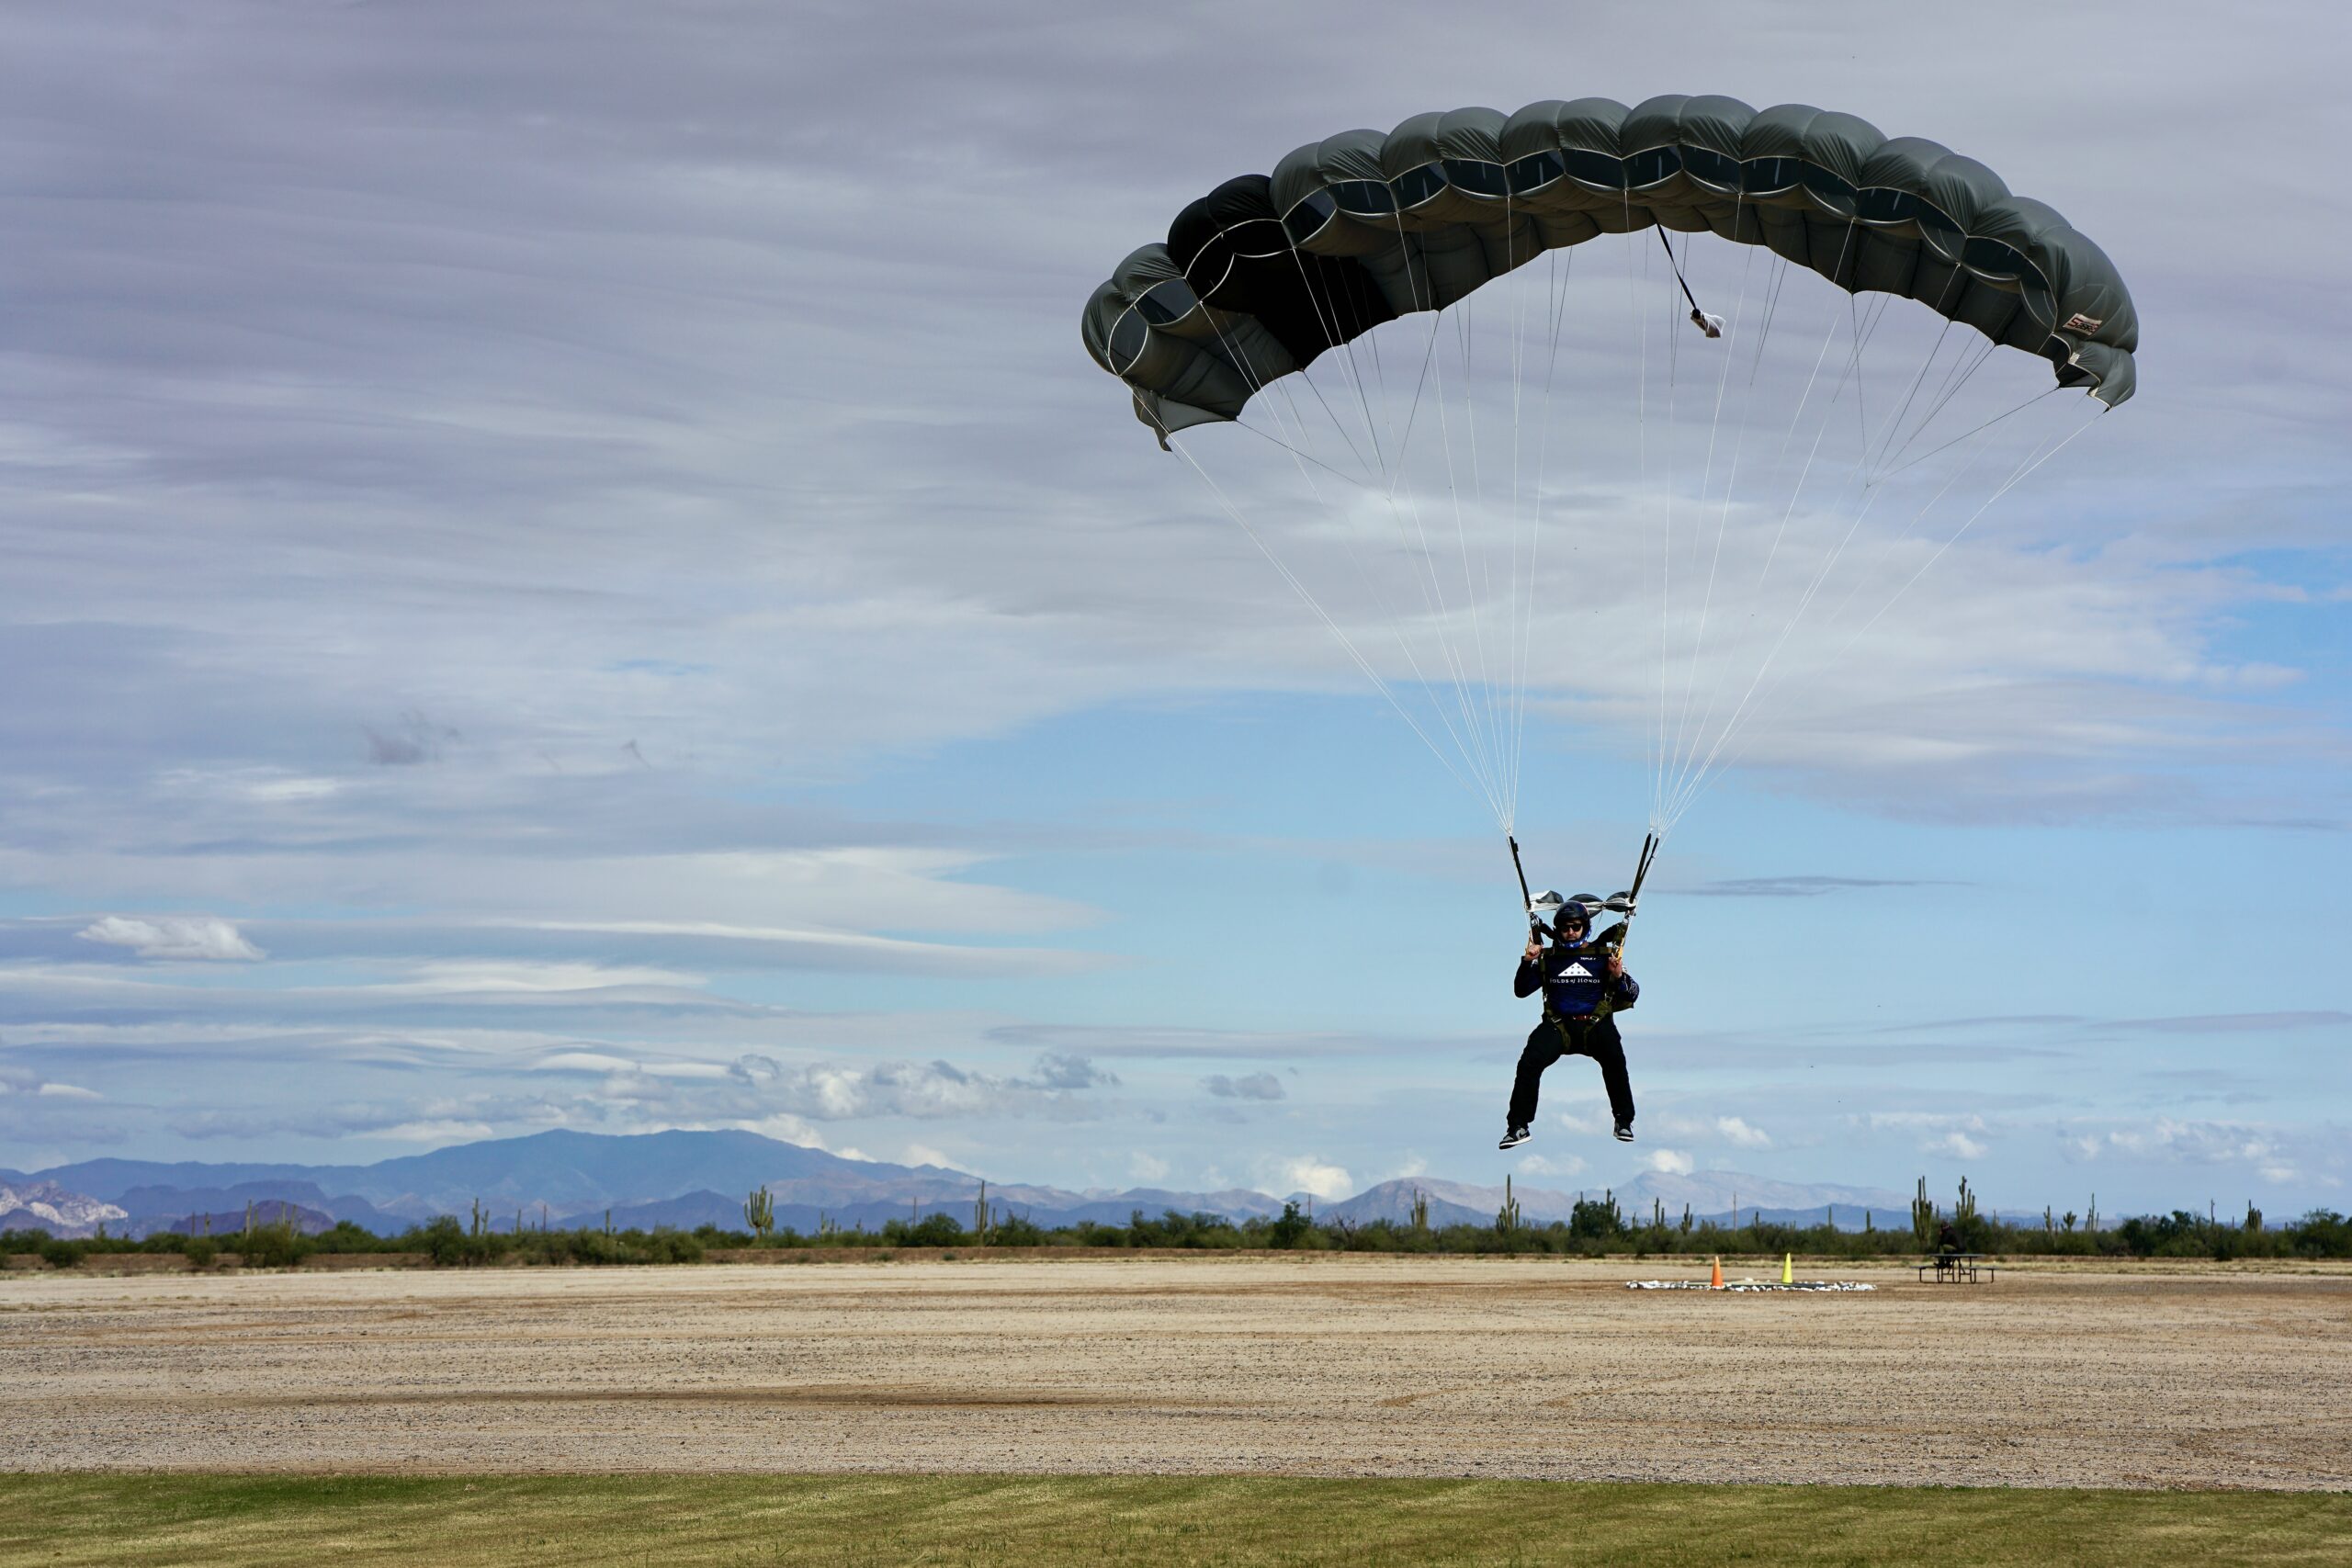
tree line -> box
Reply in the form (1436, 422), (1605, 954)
(7, 1178), (2352, 1268)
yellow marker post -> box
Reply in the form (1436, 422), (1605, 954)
(1781, 1251), (1793, 1285)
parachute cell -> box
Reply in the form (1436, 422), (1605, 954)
(1084, 95), (2136, 443)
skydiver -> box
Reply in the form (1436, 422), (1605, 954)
(1498, 902), (1638, 1150)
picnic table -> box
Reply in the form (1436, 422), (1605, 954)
(1917, 1252), (1996, 1283)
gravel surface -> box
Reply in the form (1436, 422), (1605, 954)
(5, 1256), (2348, 1488)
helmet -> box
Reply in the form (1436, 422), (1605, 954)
(1551, 903), (1593, 938)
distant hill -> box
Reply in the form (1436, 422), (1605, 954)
(1323, 1179), (1585, 1228)
(162, 1200), (337, 1238)
(1614, 1169), (1917, 1230)
(11, 1132), (2004, 1243)
(112, 1180), (395, 1239)
(0, 1180), (130, 1239)
(36, 1128), (894, 1221)
(21, 1130), (1295, 1236)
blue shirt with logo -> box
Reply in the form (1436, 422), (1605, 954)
(1515, 942), (1638, 1018)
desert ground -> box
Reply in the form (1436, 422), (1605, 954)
(5, 1255), (2348, 1490)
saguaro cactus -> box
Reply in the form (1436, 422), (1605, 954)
(972, 1180), (990, 1243)
(744, 1186), (775, 1239)
(1495, 1176), (1521, 1234)
(1411, 1189), (1430, 1234)
(1910, 1177), (1936, 1247)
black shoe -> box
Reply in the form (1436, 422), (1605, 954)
(1498, 1124), (1531, 1149)
(1613, 1121), (1635, 1143)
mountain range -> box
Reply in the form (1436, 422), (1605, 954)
(2, 1129), (1925, 1240)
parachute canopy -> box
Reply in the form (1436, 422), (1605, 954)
(1084, 95), (2136, 439)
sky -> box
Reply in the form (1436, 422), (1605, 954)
(1, 0), (2346, 1215)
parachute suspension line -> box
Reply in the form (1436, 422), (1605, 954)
(1871, 366), (2052, 486)
(1664, 214), (1760, 809)
(1281, 248), (1389, 488)
(1806, 268), (1996, 637)
(1271, 249), (1478, 795)
(1204, 232), (1521, 826)
(1500, 186), (1532, 829)
(1864, 316), (1958, 485)
(1435, 300), (1515, 816)
(1664, 351), (2083, 829)
(1841, 399), (2103, 645)
(1388, 312), (1509, 810)
(1439, 292), (1514, 818)
(1226, 416), (1384, 492)
(1160, 424), (1507, 825)
(1195, 298), (1330, 513)
(1290, 364), (1375, 485)
(1274, 247), (1527, 819)
(1661, 398), (2104, 830)
(1509, 245), (1573, 829)
(1650, 221), (1701, 833)
(1664, 261), (1956, 812)
(1411, 291), (1505, 808)
(1657, 258), (1790, 815)
(1623, 201), (1668, 833)
(1749, 253), (1792, 389)
(1657, 235), (1917, 822)
(1882, 336), (2001, 477)
(1815, 390), (2028, 638)
(1351, 209), (1512, 814)
(1627, 217), (1683, 846)
(1753, 220), (1868, 592)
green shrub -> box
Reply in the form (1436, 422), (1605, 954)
(881, 1213), (965, 1247)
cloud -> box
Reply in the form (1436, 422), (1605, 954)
(2062, 1118), (2279, 1168)
(1681, 876), (1951, 897)
(1715, 1117), (1772, 1149)
(364, 710), (458, 766)
(1517, 1153), (1586, 1178)
(1927, 1132), (1988, 1160)
(1028, 1052), (1118, 1090)
(2108, 1011), (2352, 1035)
(75, 916), (265, 962)
(2, 1), (2348, 1191)
(565, 1051), (1130, 1124)
(370, 1119), (501, 1144)
(1661, 1113), (1773, 1148)
(0, 1066), (100, 1101)
(1864, 1111), (1990, 1133)
(1129, 1151), (1170, 1183)
(1645, 1149), (1695, 1176)
(989, 1022), (1413, 1061)
(1275, 1156), (1352, 1201)
(1552, 1106), (1612, 1136)
(1202, 1072), (1285, 1101)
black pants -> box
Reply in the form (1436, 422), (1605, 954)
(1509, 1017), (1634, 1129)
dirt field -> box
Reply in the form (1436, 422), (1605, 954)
(5, 1256), (2348, 1489)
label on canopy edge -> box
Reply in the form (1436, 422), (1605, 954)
(2061, 311), (2104, 334)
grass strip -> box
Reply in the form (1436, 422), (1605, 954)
(0, 1473), (2345, 1567)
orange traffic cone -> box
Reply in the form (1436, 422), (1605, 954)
(1710, 1255), (1723, 1289)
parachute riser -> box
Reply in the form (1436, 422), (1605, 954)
(1508, 834), (1545, 942)
(1586, 832), (1657, 1028)
(1606, 831), (1659, 960)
